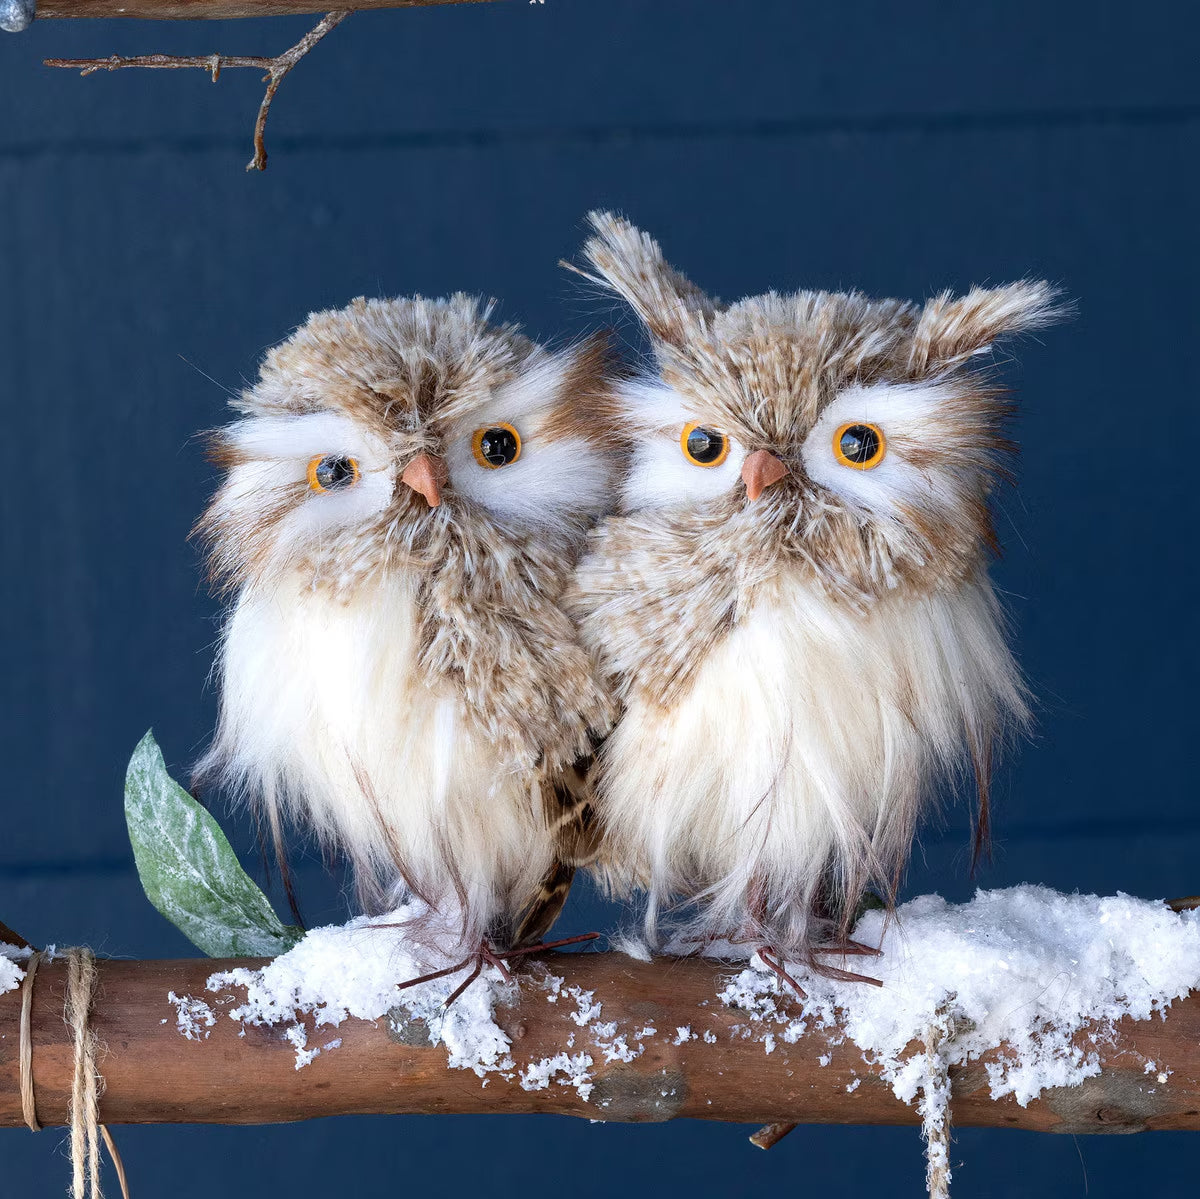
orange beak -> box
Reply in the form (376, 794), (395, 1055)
(741, 449), (790, 502)
(400, 452), (448, 508)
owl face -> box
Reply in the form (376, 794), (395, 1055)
(200, 294), (617, 594)
(583, 213), (1060, 603)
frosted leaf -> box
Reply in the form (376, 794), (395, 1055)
(125, 731), (303, 958)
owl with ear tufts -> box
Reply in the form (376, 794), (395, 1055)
(568, 212), (1063, 979)
(195, 294), (618, 968)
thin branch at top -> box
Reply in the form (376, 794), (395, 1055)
(44, 10), (351, 171)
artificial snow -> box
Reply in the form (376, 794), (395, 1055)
(157, 882), (1198, 1190)
(167, 990), (216, 1041)
(721, 887), (1200, 1107)
(719, 886), (1200, 1195)
(203, 904), (519, 1078)
(0, 942), (29, 996)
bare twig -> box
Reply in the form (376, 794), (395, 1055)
(44, 10), (350, 171)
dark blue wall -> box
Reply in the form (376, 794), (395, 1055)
(1, 1), (1197, 1194)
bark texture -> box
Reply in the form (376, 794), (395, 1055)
(2, 953), (1198, 1133)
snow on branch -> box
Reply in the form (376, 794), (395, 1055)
(2, 889), (1199, 1152)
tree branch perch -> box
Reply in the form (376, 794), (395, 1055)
(3, 952), (1198, 1133)
(38, 0), (496, 19)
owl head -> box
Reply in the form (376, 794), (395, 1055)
(199, 293), (617, 596)
(578, 211), (1062, 605)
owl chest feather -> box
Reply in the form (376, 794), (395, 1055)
(600, 585), (910, 887)
(214, 575), (553, 910)
(583, 519), (1019, 934)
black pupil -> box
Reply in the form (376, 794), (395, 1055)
(686, 426), (725, 464)
(315, 455), (355, 490)
(479, 427), (519, 467)
(839, 424), (880, 464)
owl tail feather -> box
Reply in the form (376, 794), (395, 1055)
(510, 859), (576, 950)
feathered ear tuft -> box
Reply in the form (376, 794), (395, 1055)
(907, 280), (1068, 375)
(575, 210), (718, 347)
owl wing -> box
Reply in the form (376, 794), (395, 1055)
(509, 757), (601, 949)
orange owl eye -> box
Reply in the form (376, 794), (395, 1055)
(681, 423), (729, 467)
(307, 454), (360, 493)
(471, 424), (522, 469)
(833, 422), (886, 470)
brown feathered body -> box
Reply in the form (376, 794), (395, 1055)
(197, 295), (617, 951)
(568, 213), (1062, 957)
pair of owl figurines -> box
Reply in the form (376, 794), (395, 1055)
(196, 212), (1061, 989)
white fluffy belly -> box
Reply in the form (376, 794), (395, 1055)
(596, 583), (1000, 939)
(209, 575), (551, 922)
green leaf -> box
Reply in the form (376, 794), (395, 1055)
(124, 730), (303, 958)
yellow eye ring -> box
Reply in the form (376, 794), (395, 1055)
(471, 423), (522, 469)
(307, 454), (360, 493)
(832, 422), (886, 470)
(680, 422), (729, 468)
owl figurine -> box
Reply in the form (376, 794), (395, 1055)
(568, 213), (1061, 982)
(196, 294), (617, 978)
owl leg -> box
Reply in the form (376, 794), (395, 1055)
(441, 932), (602, 1007)
(511, 859), (576, 949)
(394, 932), (600, 1009)
(811, 938), (883, 957)
(802, 956), (884, 987)
(756, 946), (807, 1000)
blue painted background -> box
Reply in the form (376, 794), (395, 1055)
(1, 1), (1197, 1193)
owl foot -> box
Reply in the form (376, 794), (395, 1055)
(756, 946), (807, 1000)
(812, 937), (883, 958)
(395, 932), (600, 1009)
(803, 954), (883, 987)
(758, 945), (884, 994)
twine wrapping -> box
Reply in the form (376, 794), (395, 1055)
(920, 1008), (963, 1199)
(19, 949), (43, 1131)
(66, 948), (102, 1199)
(17, 946), (130, 1199)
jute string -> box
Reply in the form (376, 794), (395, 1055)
(19, 947), (130, 1199)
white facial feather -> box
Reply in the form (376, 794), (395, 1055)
(803, 382), (981, 522)
(208, 413), (395, 579)
(619, 380), (747, 511)
(444, 347), (615, 529)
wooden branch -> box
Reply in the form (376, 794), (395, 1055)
(3, 953), (1199, 1133)
(38, 0), (495, 19)
(0, 922), (31, 951)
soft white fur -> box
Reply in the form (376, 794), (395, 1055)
(204, 573), (555, 948)
(618, 380), (748, 511)
(445, 348), (615, 528)
(602, 573), (1022, 947)
(804, 382), (976, 521)
(213, 413), (396, 580)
